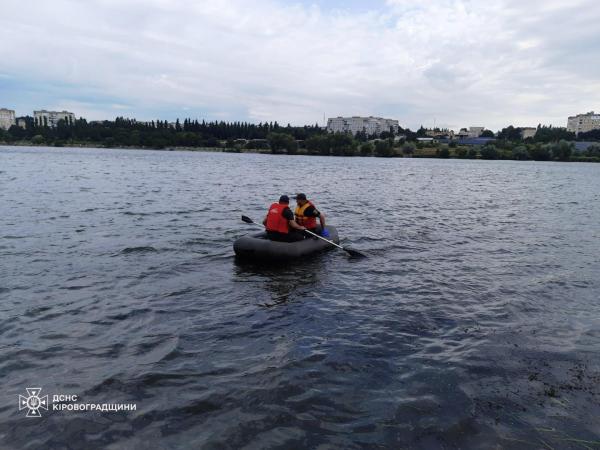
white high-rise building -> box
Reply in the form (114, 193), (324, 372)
(327, 116), (399, 136)
(34, 110), (76, 128)
(521, 127), (537, 139)
(468, 127), (485, 138)
(567, 111), (600, 135)
(0, 108), (16, 130)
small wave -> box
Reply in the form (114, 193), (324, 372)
(106, 307), (152, 321)
(122, 211), (152, 216)
(183, 238), (211, 245)
(120, 246), (157, 254)
(122, 209), (209, 217)
(163, 287), (195, 298)
(23, 305), (53, 317)
(59, 285), (93, 291)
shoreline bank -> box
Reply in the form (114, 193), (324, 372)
(1, 141), (599, 162)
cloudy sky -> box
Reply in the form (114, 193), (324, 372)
(1, 0), (599, 131)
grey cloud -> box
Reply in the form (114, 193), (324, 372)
(0, 0), (598, 130)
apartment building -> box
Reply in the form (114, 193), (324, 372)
(327, 116), (399, 136)
(567, 111), (600, 135)
(34, 110), (76, 128)
(0, 108), (16, 130)
(467, 127), (485, 138)
(521, 127), (537, 139)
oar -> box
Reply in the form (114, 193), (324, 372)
(241, 215), (366, 258)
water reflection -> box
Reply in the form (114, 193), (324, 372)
(233, 255), (328, 307)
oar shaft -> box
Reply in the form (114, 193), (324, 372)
(247, 221), (262, 227)
(304, 229), (344, 250)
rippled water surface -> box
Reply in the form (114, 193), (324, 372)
(1, 146), (600, 449)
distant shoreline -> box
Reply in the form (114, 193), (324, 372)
(1, 141), (599, 163)
(0, 141), (267, 154)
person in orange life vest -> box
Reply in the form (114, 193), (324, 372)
(262, 195), (306, 242)
(293, 193), (329, 238)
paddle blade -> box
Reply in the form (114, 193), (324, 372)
(345, 248), (366, 258)
(241, 215), (254, 224)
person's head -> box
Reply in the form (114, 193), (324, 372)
(294, 193), (308, 206)
(278, 195), (290, 204)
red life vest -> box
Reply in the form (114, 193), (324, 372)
(295, 201), (317, 229)
(265, 202), (290, 234)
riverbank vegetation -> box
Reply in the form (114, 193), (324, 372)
(1, 117), (599, 162)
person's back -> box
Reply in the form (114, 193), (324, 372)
(263, 195), (306, 242)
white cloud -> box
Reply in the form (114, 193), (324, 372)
(1, 0), (599, 130)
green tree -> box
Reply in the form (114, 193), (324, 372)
(498, 125), (522, 141)
(585, 144), (600, 157)
(511, 145), (529, 160)
(481, 129), (495, 138)
(480, 145), (499, 159)
(578, 129), (600, 141)
(246, 139), (269, 150)
(329, 133), (357, 156)
(360, 142), (374, 156)
(267, 132), (297, 154)
(402, 142), (416, 156)
(455, 147), (468, 158)
(151, 137), (168, 149)
(204, 136), (220, 148)
(31, 134), (45, 145)
(0, 129), (8, 142)
(438, 146), (450, 158)
(104, 137), (116, 148)
(374, 140), (394, 157)
(354, 130), (368, 142)
(528, 144), (551, 161)
(533, 125), (575, 143)
(550, 140), (573, 161)
(305, 134), (330, 155)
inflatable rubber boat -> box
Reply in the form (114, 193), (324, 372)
(233, 226), (339, 261)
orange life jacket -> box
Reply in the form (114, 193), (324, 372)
(295, 201), (317, 229)
(265, 202), (289, 234)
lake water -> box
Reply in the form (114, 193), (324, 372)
(1, 146), (599, 449)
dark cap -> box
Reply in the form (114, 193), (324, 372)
(293, 193), (307, 201)
(279, 195), (290, 203)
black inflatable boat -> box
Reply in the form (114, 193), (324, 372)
(233, 226), (339, 261)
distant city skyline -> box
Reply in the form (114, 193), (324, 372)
(1, 0), (599, 130)
(3, 105), (600, 135)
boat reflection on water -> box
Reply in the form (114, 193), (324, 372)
(233, 252), (330, 307)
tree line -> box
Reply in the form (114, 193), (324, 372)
(0, 117), (598, 162)
(266, 133), (600, 162)
(0, 117), (324, 149)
